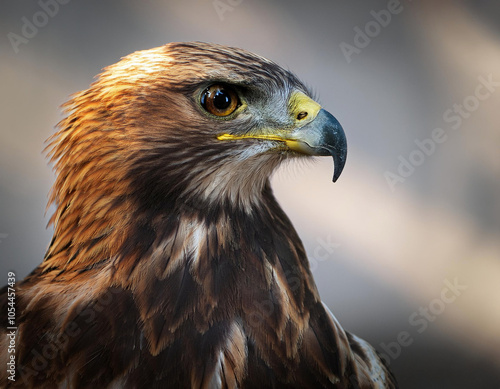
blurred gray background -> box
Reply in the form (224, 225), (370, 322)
(1, 0), (500, 387)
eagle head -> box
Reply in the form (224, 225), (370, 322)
(48, 42), (346, 217)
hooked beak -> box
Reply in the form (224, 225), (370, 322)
(286, 108), (347, 182)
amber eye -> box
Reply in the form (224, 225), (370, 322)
(200, 84), (239, 117)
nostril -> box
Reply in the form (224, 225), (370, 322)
(297, 111), (308, 120)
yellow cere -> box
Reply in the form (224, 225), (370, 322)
(288, 91), (321, 124)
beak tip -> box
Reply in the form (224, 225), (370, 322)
(330, 130), (347, 183)
(332, 157), (346, 183)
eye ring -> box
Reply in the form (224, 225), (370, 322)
(201, 84), (240, 117)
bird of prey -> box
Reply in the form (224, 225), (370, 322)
(0, 42), (397, 388)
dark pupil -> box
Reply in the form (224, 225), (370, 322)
(213, 89), (231, 110)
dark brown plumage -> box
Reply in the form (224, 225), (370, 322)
(0, 42), (397, 388)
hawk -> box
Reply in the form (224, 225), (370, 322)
(0, 42), (397, 388)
